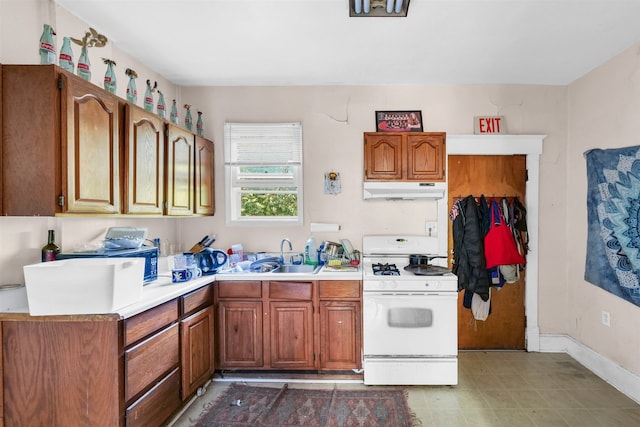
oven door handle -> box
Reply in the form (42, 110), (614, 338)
(365, 292), (458, 298)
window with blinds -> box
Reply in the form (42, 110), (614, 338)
(224, 122), (303, 224)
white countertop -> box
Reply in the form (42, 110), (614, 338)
(1, 265), (362, 319)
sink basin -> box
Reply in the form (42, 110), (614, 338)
(272, 264), (321, 274)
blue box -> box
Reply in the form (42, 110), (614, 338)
(56, 246), (158, 283)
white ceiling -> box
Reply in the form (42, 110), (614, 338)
(54, 0), (640, 87)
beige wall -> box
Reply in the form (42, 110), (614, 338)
(567, 43), (640, 373)
(0, 0), (185, 284)
(2, 0), (637, 378)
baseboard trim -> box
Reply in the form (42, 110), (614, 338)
(539, 334), (640, 405)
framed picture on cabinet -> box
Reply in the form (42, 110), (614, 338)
(375, 110), (423, 132)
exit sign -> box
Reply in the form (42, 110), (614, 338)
(474, 116), (506, 134)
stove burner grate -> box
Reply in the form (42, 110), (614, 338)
(372, 263), (400, 276)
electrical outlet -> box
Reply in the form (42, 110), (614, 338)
(426, 221), (438, 237)
(601, 310), (611, 327)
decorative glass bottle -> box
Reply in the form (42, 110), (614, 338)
(76, 46), (91, 81)
(125, 68), (138, 104)
(196, 111), (204, 136)
(103, 59), (116, 93)
(184, 104), (193, 131)
(144, 80), (155, 112)
(170, 100), (179, 124)
(39, 24), (56, 65)
(59, 37), (74, 73)
(157, 90), (166, 119)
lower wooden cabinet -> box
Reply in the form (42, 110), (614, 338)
(215, 279), (361, 372)
(319, 301), (361, 370)
(270, 301), (314, 369)
(319, 280), (362, 371)
(0, 282), (215, 427)
(125, 368), (182, 427)
(125, 323), (180, 402)
(2, 318), (122, 426)
(181, 306), (215, 399)
(217, 300), (264, 368)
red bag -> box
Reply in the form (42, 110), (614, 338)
(484, 201), (526, 269)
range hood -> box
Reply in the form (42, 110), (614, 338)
(363, 181), (446, 200)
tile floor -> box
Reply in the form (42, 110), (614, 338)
(170, 351), (640, 427)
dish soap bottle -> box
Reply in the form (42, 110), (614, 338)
(304, 235), (318, 265)
(41, 229), (60, 262)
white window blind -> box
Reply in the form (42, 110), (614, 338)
(224, 122), (302, 165)
(224, 122), (303, 225)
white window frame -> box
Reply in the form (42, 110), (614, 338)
(224, 122), (303, 226)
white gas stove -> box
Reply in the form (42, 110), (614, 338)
(362, 235), (458, 386)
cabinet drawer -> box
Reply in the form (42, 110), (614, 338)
(125, 367), (181, 427)
(125, 323), (179, 402)
(319, 281), (361, 299)
(217, 281), (262, 298)
(268, 281), (312, 300)
(181, 283), (213, 315)
(125, 299), (179, 346)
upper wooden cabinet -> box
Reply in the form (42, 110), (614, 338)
(0, 65), (215, 216)
(195, 135), (215, 215)
(124, 103), (164, 214)
(2, 65), (120, 215)
(165, 123), (195, 216)
(364, 132), (446, 182)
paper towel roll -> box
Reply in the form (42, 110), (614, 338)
(310, 223), (341, 233)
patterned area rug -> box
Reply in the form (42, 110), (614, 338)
(193, 383), (418, 426)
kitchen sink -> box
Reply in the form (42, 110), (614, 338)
(271, 264), (321, 274)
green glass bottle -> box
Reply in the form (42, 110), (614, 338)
(59, 37), (74, 73)
(196, 111), (204, 136)
(77, 46), (91, 81)
(39, 24), (56, 65)
(41, 230), (60, 262)
(184, 105), (193, 131)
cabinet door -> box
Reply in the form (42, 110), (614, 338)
(406, 133), (446, 181)
(3, 320), (121, 426)
(320, 301), (361, 370)
(123, 104), (164, 214)
(180, 306), (214, 399)
(363, 133), (404, 180)
(217, 301), (263, 368)
(61, 73), (121, 213)
(194, 136), (215, 215)
(270, 301), (315, 369)
(165, 124), (194, 216)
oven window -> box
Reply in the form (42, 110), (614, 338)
(388, 307), (433, 328)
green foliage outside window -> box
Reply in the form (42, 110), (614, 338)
(241, 192), (298, 217)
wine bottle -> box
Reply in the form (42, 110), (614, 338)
(41, 229), (60, 262)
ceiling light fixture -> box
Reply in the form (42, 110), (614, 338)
(350, 0), (411, 17)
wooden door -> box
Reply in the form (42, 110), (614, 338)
(216, 300), (263, 368)
(180, 306), (214, 399)
(448, 155), (527, 349)
(363, 133), (403, 180)
(319, 301), (361, 370)
(269, 301), (315, 369)
(62, 73), (120, 213)
(123, 104), (164, 214)
(406, 133), (446, 181)
(165, 123), (194, 216)
(194, 135), (215, 215)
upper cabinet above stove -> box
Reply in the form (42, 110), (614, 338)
(363, 132), (446, 182)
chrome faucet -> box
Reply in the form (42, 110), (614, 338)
(280, 238), (292, 263)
